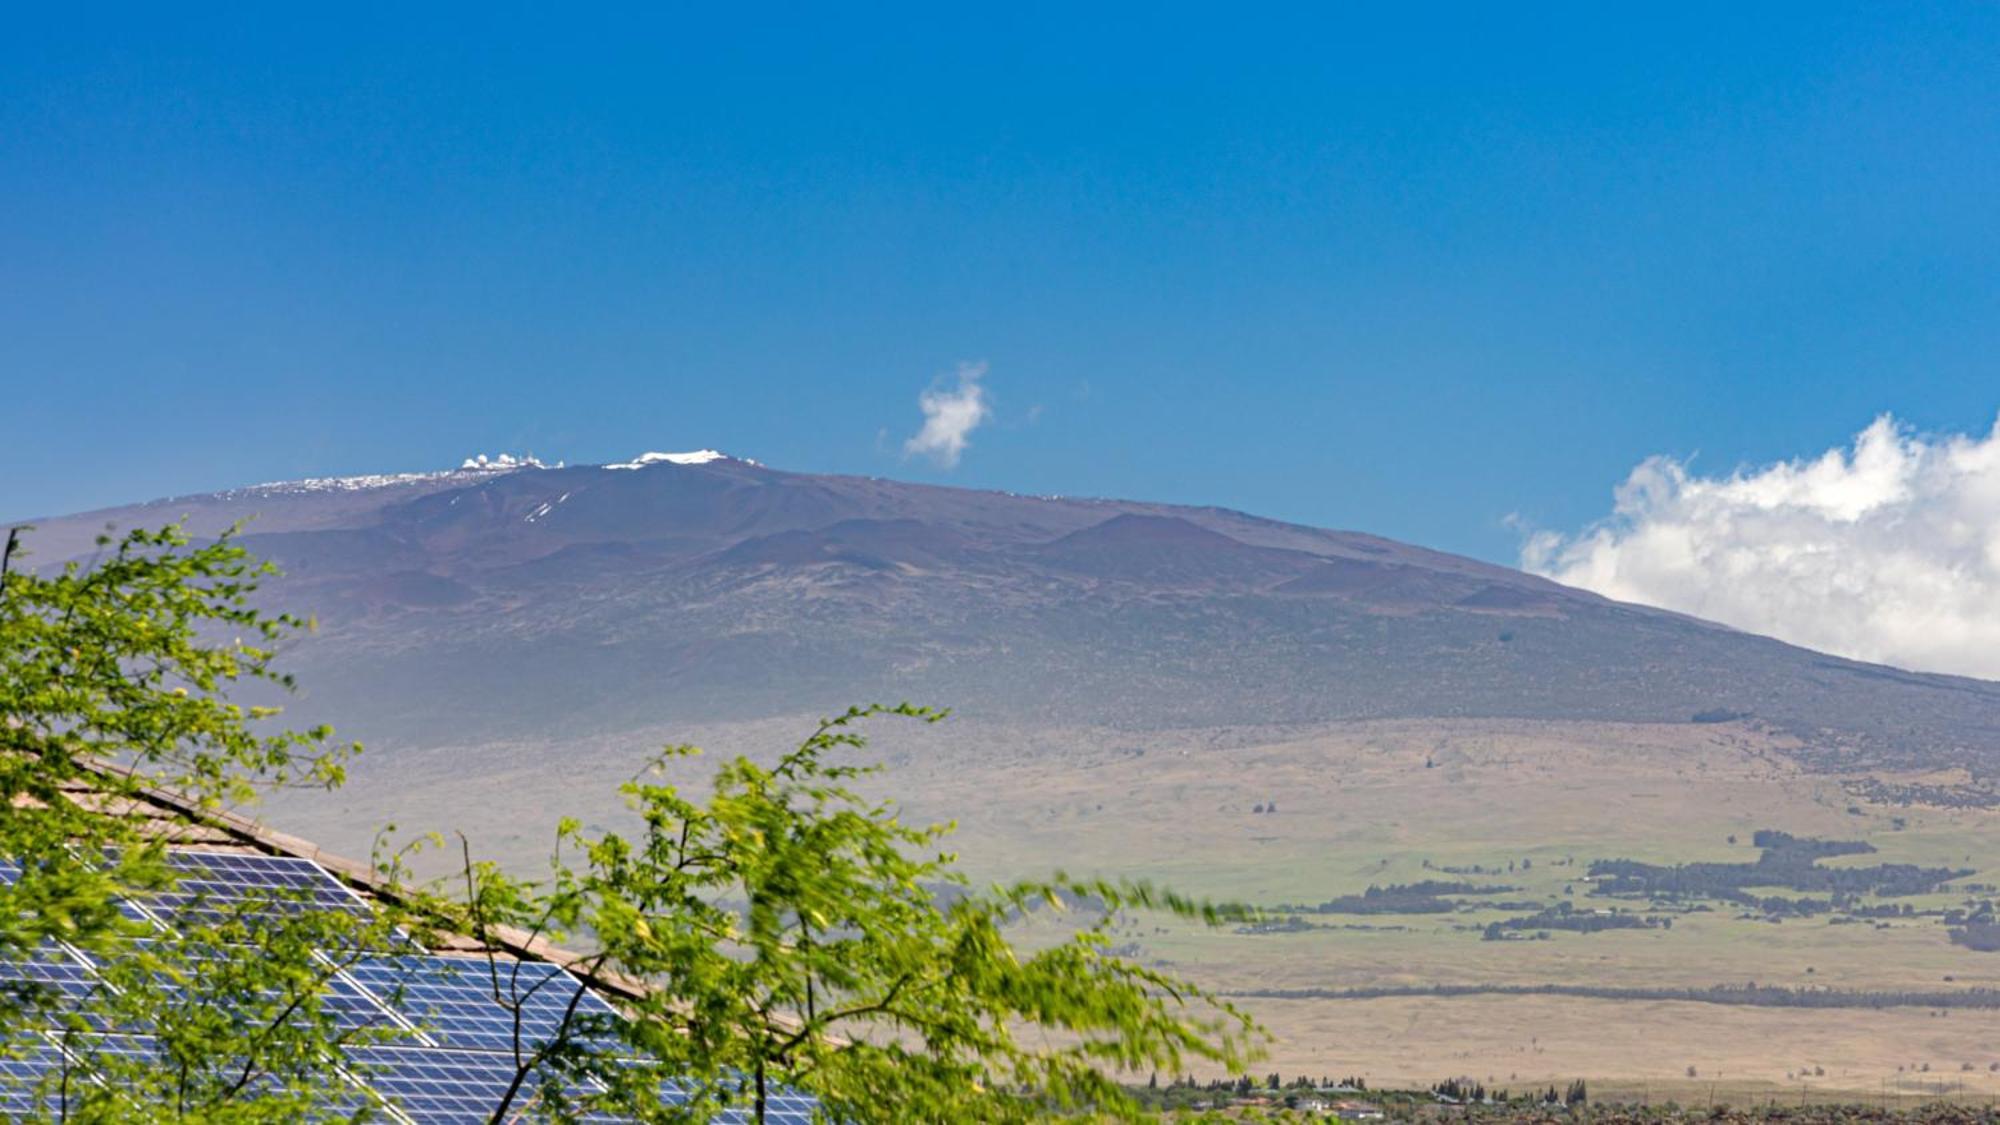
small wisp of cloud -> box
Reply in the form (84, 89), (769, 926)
(904, 361), (992, 469)
(1523, 413), (2000, 680)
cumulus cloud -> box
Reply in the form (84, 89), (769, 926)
(1523, 414), (2000, 680)
(904, 361), (992, 469)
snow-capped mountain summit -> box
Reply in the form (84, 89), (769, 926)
(606, 449), (731, 469)
(205, 448), (752, 500)
(201, 449), (740, 499)
(224, 453), (551, 499)
(17, 452), (2000, 790)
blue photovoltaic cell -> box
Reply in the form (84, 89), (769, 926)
(0, 849), (824, 1123)
(49, 1035), (379, 1118)
(0, 946), (124, 1035)
(346, 954), (619, 1052)
(0, 857), (153, 925)
(0, 945), (99, 1004)
(752, 1092), (819, 1124)
(317, 964), (412, 1035)
(348, 1043), (819, 1124)
(154, 851), (369, 923)
(106, 939), (402, 1035)
(348, 1045), (625, 1124)
(0, 1036), (72, 1117)
(640, 1068), (817, 1125)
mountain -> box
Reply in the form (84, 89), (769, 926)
(16, 451), (2000, 783)
(33, 451), (1999, 1090)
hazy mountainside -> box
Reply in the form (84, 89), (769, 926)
(18, 453), (2000, 778)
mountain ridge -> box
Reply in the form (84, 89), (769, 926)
(13, 452), (2000, 783)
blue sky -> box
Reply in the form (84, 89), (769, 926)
(3, 4), (1996, 564)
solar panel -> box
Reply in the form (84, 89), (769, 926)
(346, 1048), (820, 1125)
(0, 947), (130, 1039)
(0, 944), (98, 1005)
(318, 960), (420, 1035)
(617, 1062), (818, 1125)
(48, 1034), (382, 1120)
(55, 1031), (170, 1071)
(0, 855), (156, 926)
(153, 851), (371, 923)
(84, 939), (404, 1036)
(0, 849), (826, 1123)
(762, 1090), (819, 1123)
(0, 1035), (75, 1117)
(346, 954), (620, 1052)
(348, 1045), (626, 1124)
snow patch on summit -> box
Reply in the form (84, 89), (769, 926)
(607, 450), (730, 470)
(234, 453), (550, 497)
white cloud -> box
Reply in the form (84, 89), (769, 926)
(904, 361), (992, 469)
(1523, 413), (2000, 680)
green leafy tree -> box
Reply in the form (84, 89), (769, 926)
(0, 524), (396, 1121)
(447, 705), (1265, 1122)
(4, 525), (1264, 1121)
(0, 524), (355, 958)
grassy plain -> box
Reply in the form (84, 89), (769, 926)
(1232, 994), (2000, 1103)
(265, 715), (2000, 1099)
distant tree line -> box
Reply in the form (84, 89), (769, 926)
(1589, 831), (1970, 899)
(1481, 902), (1667, 939)
(1950, 922), (2000, 952)
(1431, 1077), (1586, 1107)
(1227, 982), (2000, 1011)
(1275, 881), (1516, 915)
(1712, 889), (1839, 917)
(1843, 776), (2000, 810)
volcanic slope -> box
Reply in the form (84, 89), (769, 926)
(16, 451), (2000, 780)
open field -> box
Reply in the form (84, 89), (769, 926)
(1217, 994), (2000, 1100)
(260, 715), (2000, 1098)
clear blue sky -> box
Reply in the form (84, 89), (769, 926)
(4, 4), (1995, 562)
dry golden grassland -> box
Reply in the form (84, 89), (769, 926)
(266, 715), (2000, 1099)
(1221, 994), (2000, 1101)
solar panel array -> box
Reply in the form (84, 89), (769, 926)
(348, 954), (616, 1053)
(154, 849), (376, 923)
(0, 850), (818, 1123)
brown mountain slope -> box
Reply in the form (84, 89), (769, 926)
(14, 454), (2000, 780)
